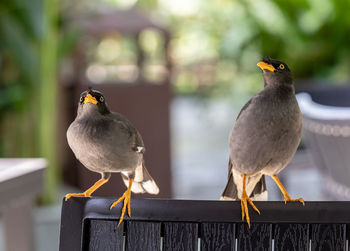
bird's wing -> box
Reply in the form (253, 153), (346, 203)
(229, 92), (277, 174)
(131, 130), (145, 153)
(230, 88), (301, 175)
(236, 97), (253, 120)
(111, 112), (145, 153)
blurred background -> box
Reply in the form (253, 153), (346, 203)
(1, 0), (350, 250)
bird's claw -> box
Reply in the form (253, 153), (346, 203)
(241, 191), (260, 228)
(272, 176), (305, 206)
(65, 192), (89, 201)
(110, 189), (132, 226)
(283, 196), (305, 206)
(64, 178), (108, 201)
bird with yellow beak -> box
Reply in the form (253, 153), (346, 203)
(221, 57), (304, 227)
(65, 88), (159, 225)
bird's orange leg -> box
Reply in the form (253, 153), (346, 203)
(272, 175), (305, 205)
(110, 178), (133, 226)
(241, 174), (260, 227)
(65, 178), (108, 200)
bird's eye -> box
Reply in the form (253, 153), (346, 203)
(80, 96), (84, 103)
(279, 64), (285, 70)
(100, 96), (104, 102)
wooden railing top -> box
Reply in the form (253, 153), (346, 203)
(60, 198), (350, 251)
(63, 197), (350, 223)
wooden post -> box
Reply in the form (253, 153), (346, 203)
(2, 197), (34, 251)
(0, 159), (46, 251)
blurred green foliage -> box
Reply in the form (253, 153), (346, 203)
(66, 0), (350, 96)
(3, 0), (350, 114)
(137, 0), (350, 96)
(0, 0), (42, 155)
(0, 0), (59, 204)
(1, 0), (350, 202)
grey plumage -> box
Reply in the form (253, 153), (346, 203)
(221, 57), (302, 201)
(67, 89), (159, 195)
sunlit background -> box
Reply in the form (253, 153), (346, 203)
(1, 0), (350, 250)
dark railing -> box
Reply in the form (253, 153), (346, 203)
(59, 198), (350, 251)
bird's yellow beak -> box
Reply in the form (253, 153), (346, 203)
(257, 61), (275, 72)
(84, 93), (98, 105)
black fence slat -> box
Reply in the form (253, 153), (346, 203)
(347, 224), (350, 251)
(200, 222), (235, 251)
(311, 224), (346, 251)
(126, 221), (161, 251)
(60, 198), (89, 251)
(163, 222), (198, 251)
(237, 223), (272, 251)
(274, 223), (308, 251)
(87, 220), (123, 251)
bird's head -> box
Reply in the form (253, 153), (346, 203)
(257, 57), (293, 87)
(77, 87), (110, 117)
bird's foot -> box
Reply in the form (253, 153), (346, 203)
(110, 178), (133, 226)
(64, 178), (109, 201)
(110, 190), (131, 226)
(65, 192), (90, 201)
(283, 194), (305, 206)
(241, 190), (260, 228)
(272, 175), (305, 206)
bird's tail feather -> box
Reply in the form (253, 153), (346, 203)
(220, 173), (238, 200)
(220, 174), (267, 201)
(250, 175), (268, 201)
(220, 162), (267, 201)
(121, 160), (159, 195)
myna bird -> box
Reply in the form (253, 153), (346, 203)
(221, 57), (304, 227)
(65, 88), (159, 225)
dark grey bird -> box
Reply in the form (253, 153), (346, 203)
(221, 57), (304, 226)
(65, 88), (159, 225)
